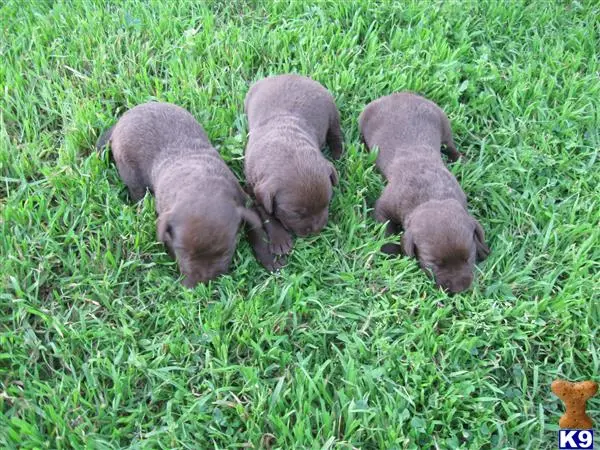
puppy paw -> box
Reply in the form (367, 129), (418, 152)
(381, 242), (402, 255)
(331, 145), (343, 160)
(442, 144), (462, 163)
(269, 254), (287, 272)
(248, 227), (287, 271)
(268, 227), (293, 255)
(447, 151), (462, 163)
(257, 250), (287, 272)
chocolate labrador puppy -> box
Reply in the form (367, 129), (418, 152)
(97, 102), (280, 287)
(359, 92), (490, 293)
(244, 74), (343, 255)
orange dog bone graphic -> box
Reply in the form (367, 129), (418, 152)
(551, 379), (598, 429)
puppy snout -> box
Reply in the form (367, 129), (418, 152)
(182, 272), (211, 288)
(182, 276), (202, 288)
(439, 274), (473, 294)
(300, 221), (326, 236)
(181, 267), (225, 288)
(295, 227), (310, 237)
(305, 216), (328, 236)
(295, 224), (315, 237)
(302, 225), (317, 236)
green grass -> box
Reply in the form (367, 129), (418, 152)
(1, 0), (599, 448)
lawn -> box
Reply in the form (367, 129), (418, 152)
(1, 0), (599, 448)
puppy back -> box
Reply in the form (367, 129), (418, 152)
(111, 102), (209, 150)
(360, 92), (448, 154)
(245, 74), (337, 133)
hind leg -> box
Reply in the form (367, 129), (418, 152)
(440, 111), (461, 162)
(127, 184), (147, 202)
(375, 193), (402, 255)
(116, 164), (147, 202)
(443, 143), (461, 163)
(380, 221), (403, 255)
(326, 112), (344, 160)
(360, 133), (367, 149)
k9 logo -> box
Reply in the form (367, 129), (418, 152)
(558, 430), (594, 449)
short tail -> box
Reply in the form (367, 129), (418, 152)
(96, 125), (114, 151)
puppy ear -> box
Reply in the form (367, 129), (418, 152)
(254, 182), (274, 215)
(401, 231), (416, 257)
(328, 163), (339, 186)
(157, 213), (175, 256)
(238, 206), (262, 230)
(473, 220), (490, 261)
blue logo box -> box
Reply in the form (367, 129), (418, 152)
(558, 430), (594, 449)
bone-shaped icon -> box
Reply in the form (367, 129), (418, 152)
(551, 379), (598, 429)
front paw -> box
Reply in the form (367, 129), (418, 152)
(268, 226), (293, 255)
(268, 254), (287, 272)
(255, 244), (287, 272)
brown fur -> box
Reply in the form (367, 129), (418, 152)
(244, 74), (343, 255)
(98, 102), (281, 288)
(359, 92), (489, 293)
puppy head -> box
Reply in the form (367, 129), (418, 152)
(254, 162), (338, 237)
(157, 200), (262, 288)
(402, 204), (489, 294)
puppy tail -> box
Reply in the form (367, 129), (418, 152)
(96, 125), (114, 151)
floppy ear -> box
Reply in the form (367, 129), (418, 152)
(473, 220), (490, 261)
(401, 231), (416, 258)
(157, 213), (175, 256)
(253, 182), (274, 215)
(238, 206), (263, 230)
(328, 163), (339, 186)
